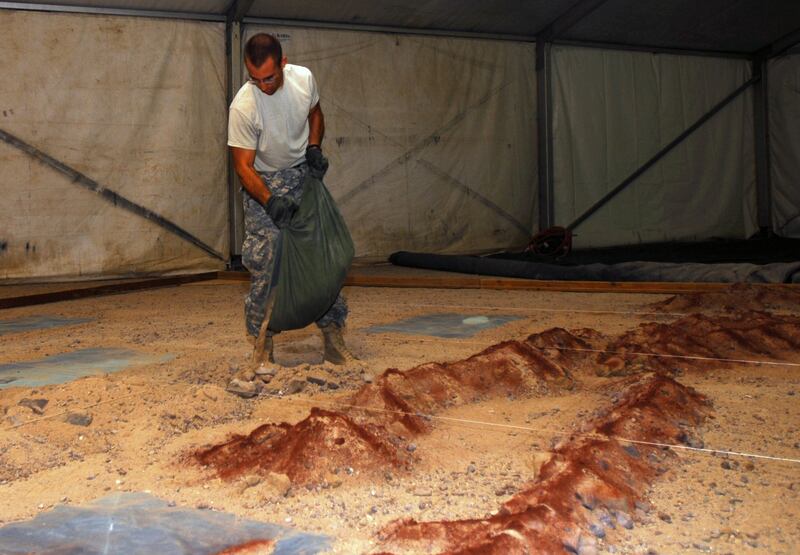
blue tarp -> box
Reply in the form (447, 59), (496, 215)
(367, 312), (521, 338)
(0, 315), (91, 335)
(0, 493), (330, 555)
(0, 348), (171, 389)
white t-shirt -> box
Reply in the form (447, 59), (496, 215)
(227, 64), (320, 173)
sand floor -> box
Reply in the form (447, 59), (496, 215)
(0, 279), (799, 553)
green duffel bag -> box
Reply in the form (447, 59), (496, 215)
(267, 172), (354, 332)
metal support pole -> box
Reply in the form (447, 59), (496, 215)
(752, 58), (773, 233)
(536, 39), (555, 231)
(225, 1), (253, 262)
(225, 21), (244, 260)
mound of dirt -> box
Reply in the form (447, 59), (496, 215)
(599, 311), (800, 375)
(196, 340), (574, 483)
(196, 408), (412, 483)
(651, 283), (800, 313)
(376, 374), (711, 555)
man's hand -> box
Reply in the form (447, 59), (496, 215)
(264, 195), (298, 229)
(306, 145), (329, 179)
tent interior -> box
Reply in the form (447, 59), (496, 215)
(1, 2), (800, 554)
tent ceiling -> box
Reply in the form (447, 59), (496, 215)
(562, 0), (800, 55)
(244, 0), (571, 38)
(2, 0), (800, 54)
(0, 0), (229, 15)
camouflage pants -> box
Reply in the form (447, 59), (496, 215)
(242, 163), (348, 337)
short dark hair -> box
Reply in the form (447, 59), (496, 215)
(244, 33), (282, 67)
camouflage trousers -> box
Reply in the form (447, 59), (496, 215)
(242, 163), (348, 338)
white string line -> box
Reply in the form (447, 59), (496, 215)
(256, 392), (800, 466)
(555, 347), (800, 368)
(351, 300), (687, 318)
(367, 334), (800, 368)
(5, 379), (797, 467)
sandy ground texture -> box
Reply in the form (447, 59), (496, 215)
(0, 278), (799, 554)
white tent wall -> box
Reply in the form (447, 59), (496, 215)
(241, 25), (538, 258)
(551, 45), (758, 248)
(768, 52), (800, 238)
(0, 9), (227, 280)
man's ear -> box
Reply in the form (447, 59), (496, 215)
(281, 56), (288, 69)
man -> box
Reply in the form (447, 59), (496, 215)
(228, 32), (356, 366)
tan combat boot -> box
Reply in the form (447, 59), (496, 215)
(321, 324), (358, 365)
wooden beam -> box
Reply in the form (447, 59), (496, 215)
(4, 270), (797, 311)
(341, 273), (798, 295)
(0, 273), (217, 310)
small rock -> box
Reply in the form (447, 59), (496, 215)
(622, 445), (641, 458)
(64, 412), (93, 427)
(326, 382), (340, 390)
(692, 541), (711, 552)
(467, 464), (476, 473)
(634, 500), (651, 513)
(285, 379), (306, 395)
(658, 512), (672, 523)
(575, 492), (597, 511)
(721, 460), (733, 470)
(239, 474), (261, 493)
(226, 378), (261, 398)
(589, 523), (605, 538)
(265, 472), (291, 496)
(18, 398), (48, 415)
(406, 443), (417, 453)
(306, 375), (327, 386)
(615, 511), (634, 530)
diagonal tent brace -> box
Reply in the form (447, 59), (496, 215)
(566, 75), (759, 233)
(0, 127), (225, 261)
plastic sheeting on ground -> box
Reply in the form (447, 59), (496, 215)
(239, 25), (538, 258)
(0, 315), (91, 335)
(769, 52), (800, 238)
(0, 492), (330, 554)
(390, 251), (800, 284)
(0, 348), (171, 389)
(367, 313), (521, 338)
(551, 45), (757, 248)
(0, 10), (228, 280)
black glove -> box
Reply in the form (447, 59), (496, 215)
(306, 144), (329, 178)
(264, 195), (298, 229)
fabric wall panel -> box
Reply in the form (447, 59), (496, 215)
(242, 26), (538, 258)
(769, 54), (800, 238)
(0, 10), (227, 280)
(552, 46), (756, 248)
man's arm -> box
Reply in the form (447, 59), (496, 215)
(231, 146), (271, 205)
(308, 102), (325, 147)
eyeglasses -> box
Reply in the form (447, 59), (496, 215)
(248, 73), (279, 85)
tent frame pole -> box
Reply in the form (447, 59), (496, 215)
(225, 0), (255, 264)
(752, 57), (773, 234)
(536, 40), (554, 231)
